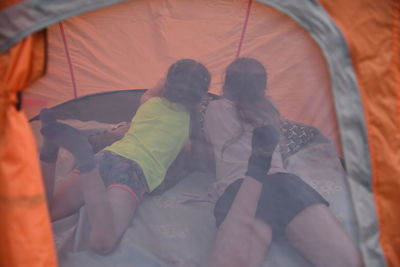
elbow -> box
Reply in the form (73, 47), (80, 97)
(343, 250), (364, 267)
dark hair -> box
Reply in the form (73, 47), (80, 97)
(163, 59), (211, 111)
(163, 59), (211, 171)
(222, 57), (280, 156)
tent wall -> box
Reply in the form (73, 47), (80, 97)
(319, 1), (400, 266)
(24, 0), (383, 264)
(0, 32), (57, 267)
(0, 0), (399, 266)
(0, 0), (23, 10)
(24, 0), (341, 154)
(255, 1), (385, 266)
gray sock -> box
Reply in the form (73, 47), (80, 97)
(39, 109), (59, 163)
(41, 121), (96, 172)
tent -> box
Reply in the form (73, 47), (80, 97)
(0, 0), (399, 266)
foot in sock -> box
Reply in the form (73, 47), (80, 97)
(245, 125), (279, 181)
(40, 108), (57, 125)
(39, 109), (59, 163)
(40, 115), (96, 172)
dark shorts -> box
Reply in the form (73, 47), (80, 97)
(214, 172), (329, 239)
(96, 150), (149, 202)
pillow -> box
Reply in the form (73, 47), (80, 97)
(279, 119), (331, 161)
(195, 97), (331, 171)
(284, 142), (358, 241)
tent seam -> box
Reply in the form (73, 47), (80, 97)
(59, 22), (78, 99)
(236, 0), (253, 58)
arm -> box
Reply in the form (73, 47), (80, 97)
(89, 78), (166, 151)
(88, 122), (130, 153)
(140, 79), (165, 104)
(151, 141), (191, 195)
(89, 79), (166, 151)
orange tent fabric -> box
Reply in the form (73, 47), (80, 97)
(25, 0), (341, 153)
(1, 0), (399, 266)
(320, 0), (400, 266)
(0, 0), (23, 10)
(0, 32), (57, 267)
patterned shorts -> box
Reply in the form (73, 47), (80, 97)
(96, 150), (149, 202)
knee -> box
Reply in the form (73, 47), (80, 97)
(340, 248), (364, 267)
(252, 219), (272, 247)
(325, 242), (363, 267)
(89, 233), (119, 255)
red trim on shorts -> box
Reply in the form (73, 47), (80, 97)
(107, 184), (142, 203)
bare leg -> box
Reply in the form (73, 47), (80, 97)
(39, 108), (86, 219)
(76, 168), (138, 254)
(41, 161), (57, 206)
(41, 160), (138, 253)
(286, 204), (363, 267)
(248, 219), (272, 267)
(41, 160), (85, 221)
(208, 177), (272, 267)
(38, 109), (139, 253)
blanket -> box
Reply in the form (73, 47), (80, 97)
(30, 119), (359, 267)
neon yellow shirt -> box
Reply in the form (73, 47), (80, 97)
(105, 97), (190, 191)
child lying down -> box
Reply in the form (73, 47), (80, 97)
(39, 59), (211, 254)
(86, 120), (191, 195)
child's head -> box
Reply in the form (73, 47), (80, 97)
(222, 57), (280, 128)
(164, 59), (211, 110)
(223, 57), (267, 104)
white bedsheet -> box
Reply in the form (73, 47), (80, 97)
(31, 119), (359, 267)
